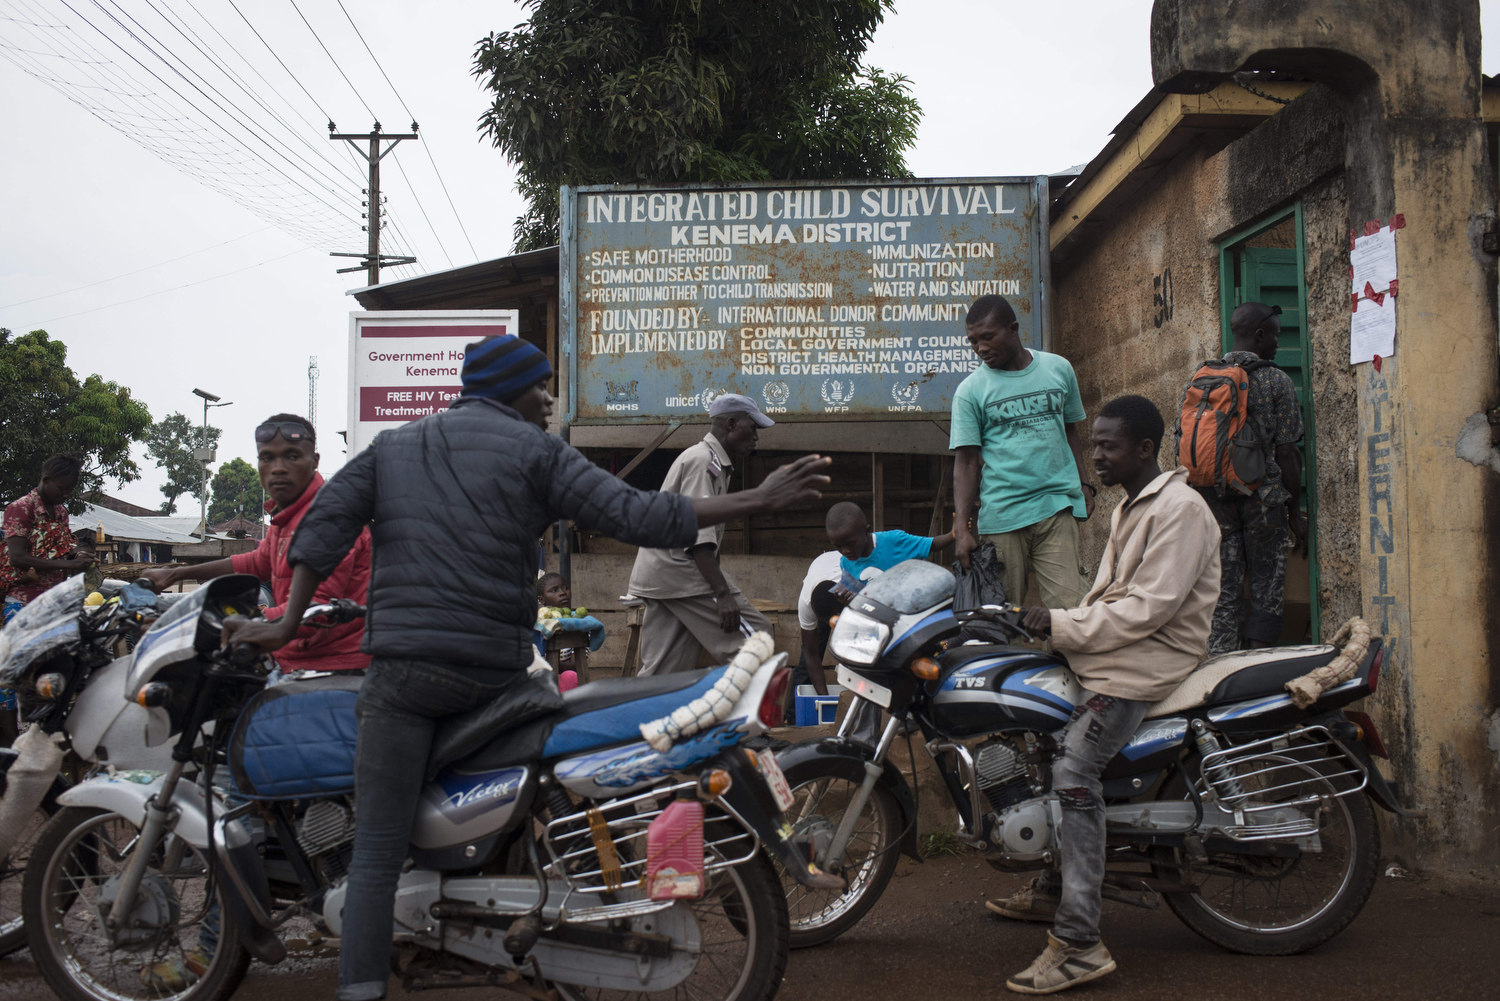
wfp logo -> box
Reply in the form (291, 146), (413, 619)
(820, 379), (855, 406)
(762, 381), (790, 409)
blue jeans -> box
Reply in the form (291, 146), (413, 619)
(337, 659), (525, 1000)
(1048, 689), (1149, 945)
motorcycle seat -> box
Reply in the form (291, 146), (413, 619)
(1146, 644), (1338, 719)
(433, 667), (729, 776)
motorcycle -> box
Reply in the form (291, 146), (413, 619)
(775, 558), (1399, 955)
(23, 574), (835, 1001)
(0, 573), (174, 955)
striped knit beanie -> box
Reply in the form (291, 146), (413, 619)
(461, 335), (553, 404)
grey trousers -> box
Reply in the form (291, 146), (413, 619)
(1048, 688), (1150, 945)
(637, 593), (771, 676)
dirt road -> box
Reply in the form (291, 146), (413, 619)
(3, 853), (1495, 1000)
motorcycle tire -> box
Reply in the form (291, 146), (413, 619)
(777, 759), (903, 949)
(23, 806), (252, 1001)
(552, 849), (789, 1001)
(0, 774), (66, 957)
(1151, 757), (1380, 955)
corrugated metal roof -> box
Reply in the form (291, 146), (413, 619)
(71, 503), (200, 545)
(348, 246), (559, 311)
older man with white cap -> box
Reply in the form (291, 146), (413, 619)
(628, 392), (777, 675)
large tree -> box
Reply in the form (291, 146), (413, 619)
(207, 457), (262, 527)
(145, 412), (222, 515)
(0, 327), (153, 508)
(474, 0), (922, 250)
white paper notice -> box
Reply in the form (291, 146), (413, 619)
(1350, 295), (1396, 363)
(1351, 228), (1397, 295)
(1350, 226), (1398, 364)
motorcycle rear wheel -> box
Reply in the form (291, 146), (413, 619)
(775, 761), (902, 948)
(1152, 758), (1380, 955)
(23, 806), (252, 1001)
(0, 801), (53, 956)
(551, 850), (789, 1001)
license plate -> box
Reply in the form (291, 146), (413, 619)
(755, 748), (795, 812)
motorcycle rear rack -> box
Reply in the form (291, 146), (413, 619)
(1196, 724), (1367, 840)
(542, 779), (758, 897)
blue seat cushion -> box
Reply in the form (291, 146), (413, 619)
(229, 676), (362, 799)
(541, 667), (730, 757)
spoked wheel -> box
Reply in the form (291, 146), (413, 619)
(22, 807), (251, 1001)
(1152, 757), (1380, 955)
(0, 799), (54, 956)
(775, 763), (901, 948)
(552, 851), (789, 1001)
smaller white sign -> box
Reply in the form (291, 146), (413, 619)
(347, 310), (521, 454)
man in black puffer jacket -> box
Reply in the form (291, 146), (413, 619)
(223, 334), (830, 1001)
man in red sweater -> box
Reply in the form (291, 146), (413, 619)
(140, 414), (370, 672)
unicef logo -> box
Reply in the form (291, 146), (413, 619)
(699, 387), (727, 412)
(820, 379), (855, 406)
(891, 381), (920, 406)
(763, 382), (790, 408)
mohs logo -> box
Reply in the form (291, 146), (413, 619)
(604, 380), (640, 405)
(889, 381), (921, 411)
(820, 379), (855, 408)
(762, 381), (790, 411)
(699, 387), (727, 412)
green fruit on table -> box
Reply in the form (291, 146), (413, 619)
(574, 607), (587, 616)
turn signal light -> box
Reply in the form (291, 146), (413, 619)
(698, 768), (733, 799)
(34, 673), (66, 700)
(910, 657), (940, 681)
(136, 683), (172, 708)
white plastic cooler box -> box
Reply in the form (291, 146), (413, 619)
(792, 684), (846, 726)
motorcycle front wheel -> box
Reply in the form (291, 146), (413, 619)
(552, 850), (789, 1001)
(775, 760), (902, 948)
(1151, 757), (1380, 955)
(23, 806), (252, 1001)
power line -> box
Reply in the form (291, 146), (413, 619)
(0, 225), (276, 310)
(13, 247), (308, 327)
(335, 0), (478, 260)
(286, 0), (372, 120)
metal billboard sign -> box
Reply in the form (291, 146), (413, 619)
(560, 177), (1047, 425)
(346, 309), (520, 454)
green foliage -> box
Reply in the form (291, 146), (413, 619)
(920, 831), (964, 859)
(145, 412), (222, 515)
(207, 457), (262, 526)
(0, 327), (153, 510)
(474, 0), (922, 250)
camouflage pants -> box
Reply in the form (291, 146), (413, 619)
(1201, 491), (1288, 653)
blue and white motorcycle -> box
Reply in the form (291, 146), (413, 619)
(24, 575), (832, 1001)
(775, 559), (1400, 955)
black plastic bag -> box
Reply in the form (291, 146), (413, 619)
(952, 541), (1010, 645)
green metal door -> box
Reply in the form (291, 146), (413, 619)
(1219, 216), (1320, 640)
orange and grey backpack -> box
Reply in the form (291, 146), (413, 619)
(1179, 358), (1267, 496)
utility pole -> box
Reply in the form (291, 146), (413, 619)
(330, 121), (418, 286)
(308, 355), (319, 428)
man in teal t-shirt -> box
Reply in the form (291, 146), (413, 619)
(950, 294), (1095, 608)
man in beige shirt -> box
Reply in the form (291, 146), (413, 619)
(999, 395), (1220, 996)
(627, 394), (775, 675)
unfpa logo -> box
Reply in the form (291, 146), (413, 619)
(889, 381), (922, 412)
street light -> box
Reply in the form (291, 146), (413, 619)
(192, 388), (232, 537)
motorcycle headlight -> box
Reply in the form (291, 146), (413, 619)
(828, 609), (890, 667)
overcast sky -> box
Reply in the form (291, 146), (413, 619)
(2, 1), (1497, 513)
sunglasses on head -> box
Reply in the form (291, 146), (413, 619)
(1250, 303), (1283, 328)
(254, 421), (313, 444)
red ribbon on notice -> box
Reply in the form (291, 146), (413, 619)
(1372, 355), (1383, 372)
(1388, 213), (1406, 230)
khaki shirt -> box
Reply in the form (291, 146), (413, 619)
(1049, 467), (1221, 702)
(627, 433), (736, 598)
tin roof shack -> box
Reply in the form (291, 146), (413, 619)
(351, 248), (962, 668)
(1050, 0), (1500, 867)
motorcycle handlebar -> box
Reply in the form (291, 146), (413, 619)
(953, 603), (1038, 641)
